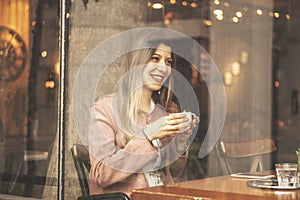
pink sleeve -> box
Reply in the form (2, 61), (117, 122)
(88, 97), (158, 188)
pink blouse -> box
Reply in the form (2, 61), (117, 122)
(88, 94), (188, 197)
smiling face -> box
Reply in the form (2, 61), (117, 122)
(142, 43), (172, 92)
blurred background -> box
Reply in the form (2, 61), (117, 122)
(0, 0), (299, 199)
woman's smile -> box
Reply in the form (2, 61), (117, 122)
(150, 73), (165, 83)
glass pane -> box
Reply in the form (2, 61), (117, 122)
(15, 0), (300, 199)
(0, 0), (59, 199)
(64, 0), (300, 198)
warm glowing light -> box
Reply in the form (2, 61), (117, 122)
(213, 9), (223, 15)
(274, 80), (280, 88)
(277, 120), (285, 128)
(45, 80), (55, 89)
(152, 2), (163, 9)
(31, 21), (36, 26)
(191, 2), (197, 8)
(231, 62), (241, 76)
(232, 16), (239, 23)
(224, 71), (233, 86)
(216, 14), (223, 20)
(181, 1), (188, 6)
(240, 51), (248, 64)
(147, 1), (152, 7)
(164, 19), (170, 25)
(224, 1), (229, 7)
(55, 62), (60, 75)
(203, 19), (212, 26)
(274, 12), (280, 18)
(170, 0), (176, 4)
(285, 14), (290, 20)
(256, 9), (263, 15)
(41, 51), (47, 58)
(236, 11), (243, 18)
(214, 0), (220, 5)
(66, 13), (70, 19)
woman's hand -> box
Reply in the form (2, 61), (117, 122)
(175, 113), (200, 153)
(143, 113), (190, 141)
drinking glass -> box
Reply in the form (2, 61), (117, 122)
(275, 163), (298, 187)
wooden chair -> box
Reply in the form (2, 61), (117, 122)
(71, 144), (130, 200)
(215, 138), (277, 174)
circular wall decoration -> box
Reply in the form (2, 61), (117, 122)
(0, 26), (27, 82)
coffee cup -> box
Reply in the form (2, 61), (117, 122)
(182, 111), (195, 122)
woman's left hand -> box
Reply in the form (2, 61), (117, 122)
(175, 113), (200, 153)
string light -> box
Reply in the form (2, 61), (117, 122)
(256, 9), (263, 15)
(216, 14), (223, 20)
(203, 19), (212, 26)
(181, 0), (188, 7)
(231, 62), (241, 76)
(236, 11), (243, 18)
(213, 9), (223, 15)
(269, 11), (274, 17)
(41, 51), (47, 58)
(274, 11), (280, 18)
(45, 80), (55, 89)
(224, 71), (233, 86)
(145, 1), (292, 25)
(191, 2), (197, 8)
(152, 2), (163, 9)
(214, 0), (220, 5)
(232, 16), (239, 23)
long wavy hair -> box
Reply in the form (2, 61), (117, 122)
(114, 30), (180, 140)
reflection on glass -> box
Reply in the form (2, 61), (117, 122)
(0, 0), (299, 198)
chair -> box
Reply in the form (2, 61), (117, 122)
(71, 144), (130, 200)
(215, 138), (277, 174)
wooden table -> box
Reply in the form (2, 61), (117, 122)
(131, 175), (300, 200)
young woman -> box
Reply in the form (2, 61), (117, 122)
(88, 30), (199, 197)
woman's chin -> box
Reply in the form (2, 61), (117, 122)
(144, 83), (162, 92)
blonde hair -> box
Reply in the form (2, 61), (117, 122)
(114, 31), (178, 140)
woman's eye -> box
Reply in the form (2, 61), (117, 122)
(151, 56), (160, 62)
(166, 59), (172, 66)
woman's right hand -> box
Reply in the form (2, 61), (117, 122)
(143, 113), (190, 141)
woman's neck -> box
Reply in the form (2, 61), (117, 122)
(139, 89), (153, 114)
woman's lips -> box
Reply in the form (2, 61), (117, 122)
(151, 74), (164, 83)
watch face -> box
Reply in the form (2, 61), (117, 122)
(0, 26), (27, 82)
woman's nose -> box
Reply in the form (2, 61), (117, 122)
(157, 61), (168, 71)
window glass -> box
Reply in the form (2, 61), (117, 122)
(0, 0), (58, 199)
(1, 0), (299, 199)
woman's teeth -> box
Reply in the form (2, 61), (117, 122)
(152, 75), (163, 80)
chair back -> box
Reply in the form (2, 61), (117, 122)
(71, 143), (91, 197)
(71, 144), (130, 200)
(216, 138), (277, 174)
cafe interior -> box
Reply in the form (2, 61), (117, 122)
(0, 0), (299, 199)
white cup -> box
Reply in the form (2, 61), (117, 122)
(182, 111), (195, 123)
(275, 163), (298, 187)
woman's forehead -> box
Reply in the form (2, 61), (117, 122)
(155, 43), (171, 53)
